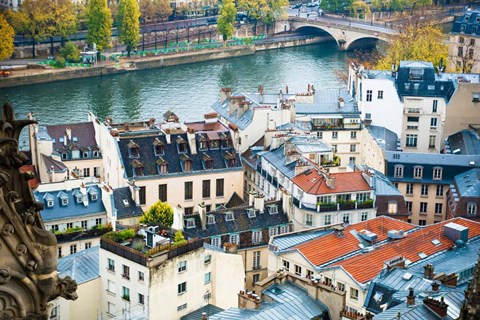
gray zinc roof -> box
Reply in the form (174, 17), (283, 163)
(366, 126), (399, 152)
(447, 129), (480, 155)
(454, 168), (480, 197)
(295, 89), (358, 115)
(385, 152), (480, 166)
(290, 136), (332, 153)
(58, 245), (99, 285)
(271, 229), (333, 252)
(261, 147), (299, 179)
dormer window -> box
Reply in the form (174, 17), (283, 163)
(247, 208), (256, 218)
(58, 191), (68, 206)
(73, 190), (83, 204)
(87, 188), (98, 201)
(199, 138), (208, 151)
(62, 152), (68, 160)
(83, 151), (89, 158)
(185, 218), (195, 229)
(153, 138), (165, 156)
(132, 159), (144, 176)
(202, 153), (213, 170)
(409, 68), (424, 81)
(224, 151), (236, 168)
(207, 215), (215, 225)
(180, 154), (192, 172)
(210, 140), (220, 149)
(156, 157), (169, 174)
(388, 201), (398, 214)
(176, 136), (188, 153)
(222, 138), (231, 149)
(225, 211), (234, 221)
(44, 193), (54, 208)
(394, 165), (404, 178)
(61, 198), (68, 206)
(413, 166), (423, 179)
(268, 205), (278, 214)
(128, 140), (140, 158)
(93, 150), (99, 157)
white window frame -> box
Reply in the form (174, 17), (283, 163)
(178, 282), (187, 295)
(305, 213), (313, 226)
(413, 166), (423, 179)
(178, 261), (187, 273)
(211, 237), (221, 248)
(252, 230), (262, 244)
(229, 233), (239, 245)
(433, 167), (443, 180)
(467, 202), (477, 216)
(269, 227), (278, 237)
(394, 165), (404, 178)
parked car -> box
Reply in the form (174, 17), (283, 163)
(307, 1), (319, 7)
(207, 17), (217, 25)
(292, 3), (302, 9)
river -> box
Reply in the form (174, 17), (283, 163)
(0, 42), (348, 145)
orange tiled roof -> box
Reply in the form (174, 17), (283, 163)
(334, 218), (480, 284)
(291, 171), (372, 195)
(296, 216), (416, 267)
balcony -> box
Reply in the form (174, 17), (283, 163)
(340, 308), (371, 320)
(320, 156), (341, 167)
(293, 199), (374, 212)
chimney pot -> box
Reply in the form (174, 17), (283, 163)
(406, 288), (415, 306)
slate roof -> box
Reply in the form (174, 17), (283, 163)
(366, 126), (399, 152)
(209, 281), (329, 320)
(291, 170), (372, 195)
(182, 201), (290, 239)
(117, 131), (242, 179)
(34, 184), (106, 222)
(180, 304), (224, 320)
(295, 88), (359, 115)
(395, 61), (456, 101)
(446, 129), (480, 155)
(260, 146), (301, 180)
(40, 122), (98, 150)
(58, 245), (99, 285)
(225, 192), (246, 208)
(295, 216), (417, 268)
(112, 187), (144, 219)
(451, 10), (480, 37)
(454, 168), (480, 198)
(333, 218), (480, 284)
(41, 154), (67, 172)
(289, 136), (332, 153)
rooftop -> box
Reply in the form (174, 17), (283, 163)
(112, 187), (144, 220)
(453, 168), (480, 198)
(58, 245), (99, 285)
(295, 88), (358, 115)
(39, 122), (98, 150)
(366, 125), (399, 152)
(446, 129), (480, 155)
(291, 170), (372, 195)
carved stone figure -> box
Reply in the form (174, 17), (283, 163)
(0, 102), (77, 319)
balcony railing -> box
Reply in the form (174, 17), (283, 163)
(293, 199), (374, 212)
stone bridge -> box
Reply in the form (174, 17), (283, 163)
(275, 17), (399, 51)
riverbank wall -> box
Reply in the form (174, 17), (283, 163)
(0, 36), (330, 89)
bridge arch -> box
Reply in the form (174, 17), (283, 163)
(346, 36), (388, 51)
(295, 25), (340, 48)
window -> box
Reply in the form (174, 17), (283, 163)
(138, 271), (144, 281)
(406, 201), (413, 212)
(409, 68), (424, 80)
(158, 184), (167, 202)
(471, 38), (476, 46)
(252, 274), (260, 285)
(361, 212), (368, 221)
(81, 220), (87, 230)
(305, 213), (313, 226)
(432, 100), (438, 113)
(107, 279), (116, 294)
(139, 186), (146, 205)
(324, 214), (332, 225)
(350, 288), (359, 301)
(394, 165), (404, 178)
(406, 134), (418, 147)
(307, 269), (314, 279)
(407, 116), (419, 122)
(366, 90), (372, 102)
(58, 247), (62, 258)
(349, 157), (356, 165)
(332, 144), (338, 153)
(121, 265), (130, 280)
(247, 208), (256, 218)
(83, 168), (90, 177)
(229, 233), (239, 244)
(295, 264), (302, 276)
(138, 293), (144, 305)
(207, 215), (215, 225)
(458, 46), (464, 57)
(204, 272), (211, 284)
(419, 220), (427, 226)
(332, 131), (338, 139)
(436, 185), (444, 197)
(459, 37), (465, 44)
(253, 251), (261, 269)
(429, 135), (436, 149)
(185, 181), (193, 200)
(343, 213), (350, 224)
(66, 222), (73, 229)
(85, 242), (91, 249)
(204, 254), (212, 264)
(421, 184), (429, 196)
(420, 202), (428, 213)
(178, 261), (187, 273)
(252, 230), (262, 244)
(388, 201), (398, 214)
(47, 200), (54, 208)
(430, 118), (438, 128)
(51, 224), (58, 232)
(177, 303), (187, 311)
(469, 48), (475, 59)
(433, 168), (443, 180)
(178, 282), (187, 295)
(467, 203), (477, 216)
(350, 144), (356, 152)
(280, 225), (289, 234)
(268, 227), (278, 237)
(351, 131), (357, 139)
(377, 90), (383, 99)
(365, 113), (371, 119)
(211, 237), (221, 247)
(70, 244), (77, 255)
(95, 218), (102, 226)
(108, 302), (115, 315)
(283, 260), (290, 271)
(435, 203), (443, 214)
(338, 283), (345, 291)
(216, 178), (224, 197)
(202, 180), (211, 198)
(122, 286), (130, 301)
(225, 211), (234, 221)
(317, 131), (323, 139)
(108, 258), (115, 272)
(414, 166), (423, 179)
(185, 218), (195, 229)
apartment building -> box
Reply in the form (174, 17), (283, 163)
(448, 10), (480, 73)
(181, 197), (292, 291)
(447, 168), (480, 220)
(268, 216), (480, 316)
(99, 229), (244, 319)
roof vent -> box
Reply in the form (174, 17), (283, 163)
(123, 199), (130, 207)
(444, 222), (468, 242)
(358, 229), (378, 242)
(402, 273), (413, 281)
(387, 230), (405, 239)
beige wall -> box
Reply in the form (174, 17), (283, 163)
(58, 237), (101, 258)
(51, 277), (100, 320)
(444, 82), (480, 140)
(360, 128), (386, 173)
(238, 246), (269, 291)
(448, 34), (480, 73)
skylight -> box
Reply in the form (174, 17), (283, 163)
(431, 239), (441, 246)
(418, 252), (427, 259)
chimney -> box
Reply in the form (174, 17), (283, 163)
(228, 96), (244, 116)
(49, 165), (54, 183)
(406, 288), (415, 306)
(258, 85), (264, 103)
(424, 264), (435, 280)
(132, 183), (140, 206)
(248, 191), (256, 206)
(238, 290), (262, 310)
(187, 128), (197, 155)
(237, 101), (251, 119)
(65, 127), (72, 141)
(365, 312), (374, 320)
(220, 88), (232, 102)
(198, 202), (207, 230)
(204, 112), (219, 124)
(432, 281), (440, 292)
(294, 160), (310, 176)
(441, 273), (458, 287)
(326, 175), (336, 190)
(201, 312), (207, 320)
(423, 297), (448, 318)
(282, 190), (291, 217)
(164, 128), (171, 144)
(254, 194), (265, 212)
